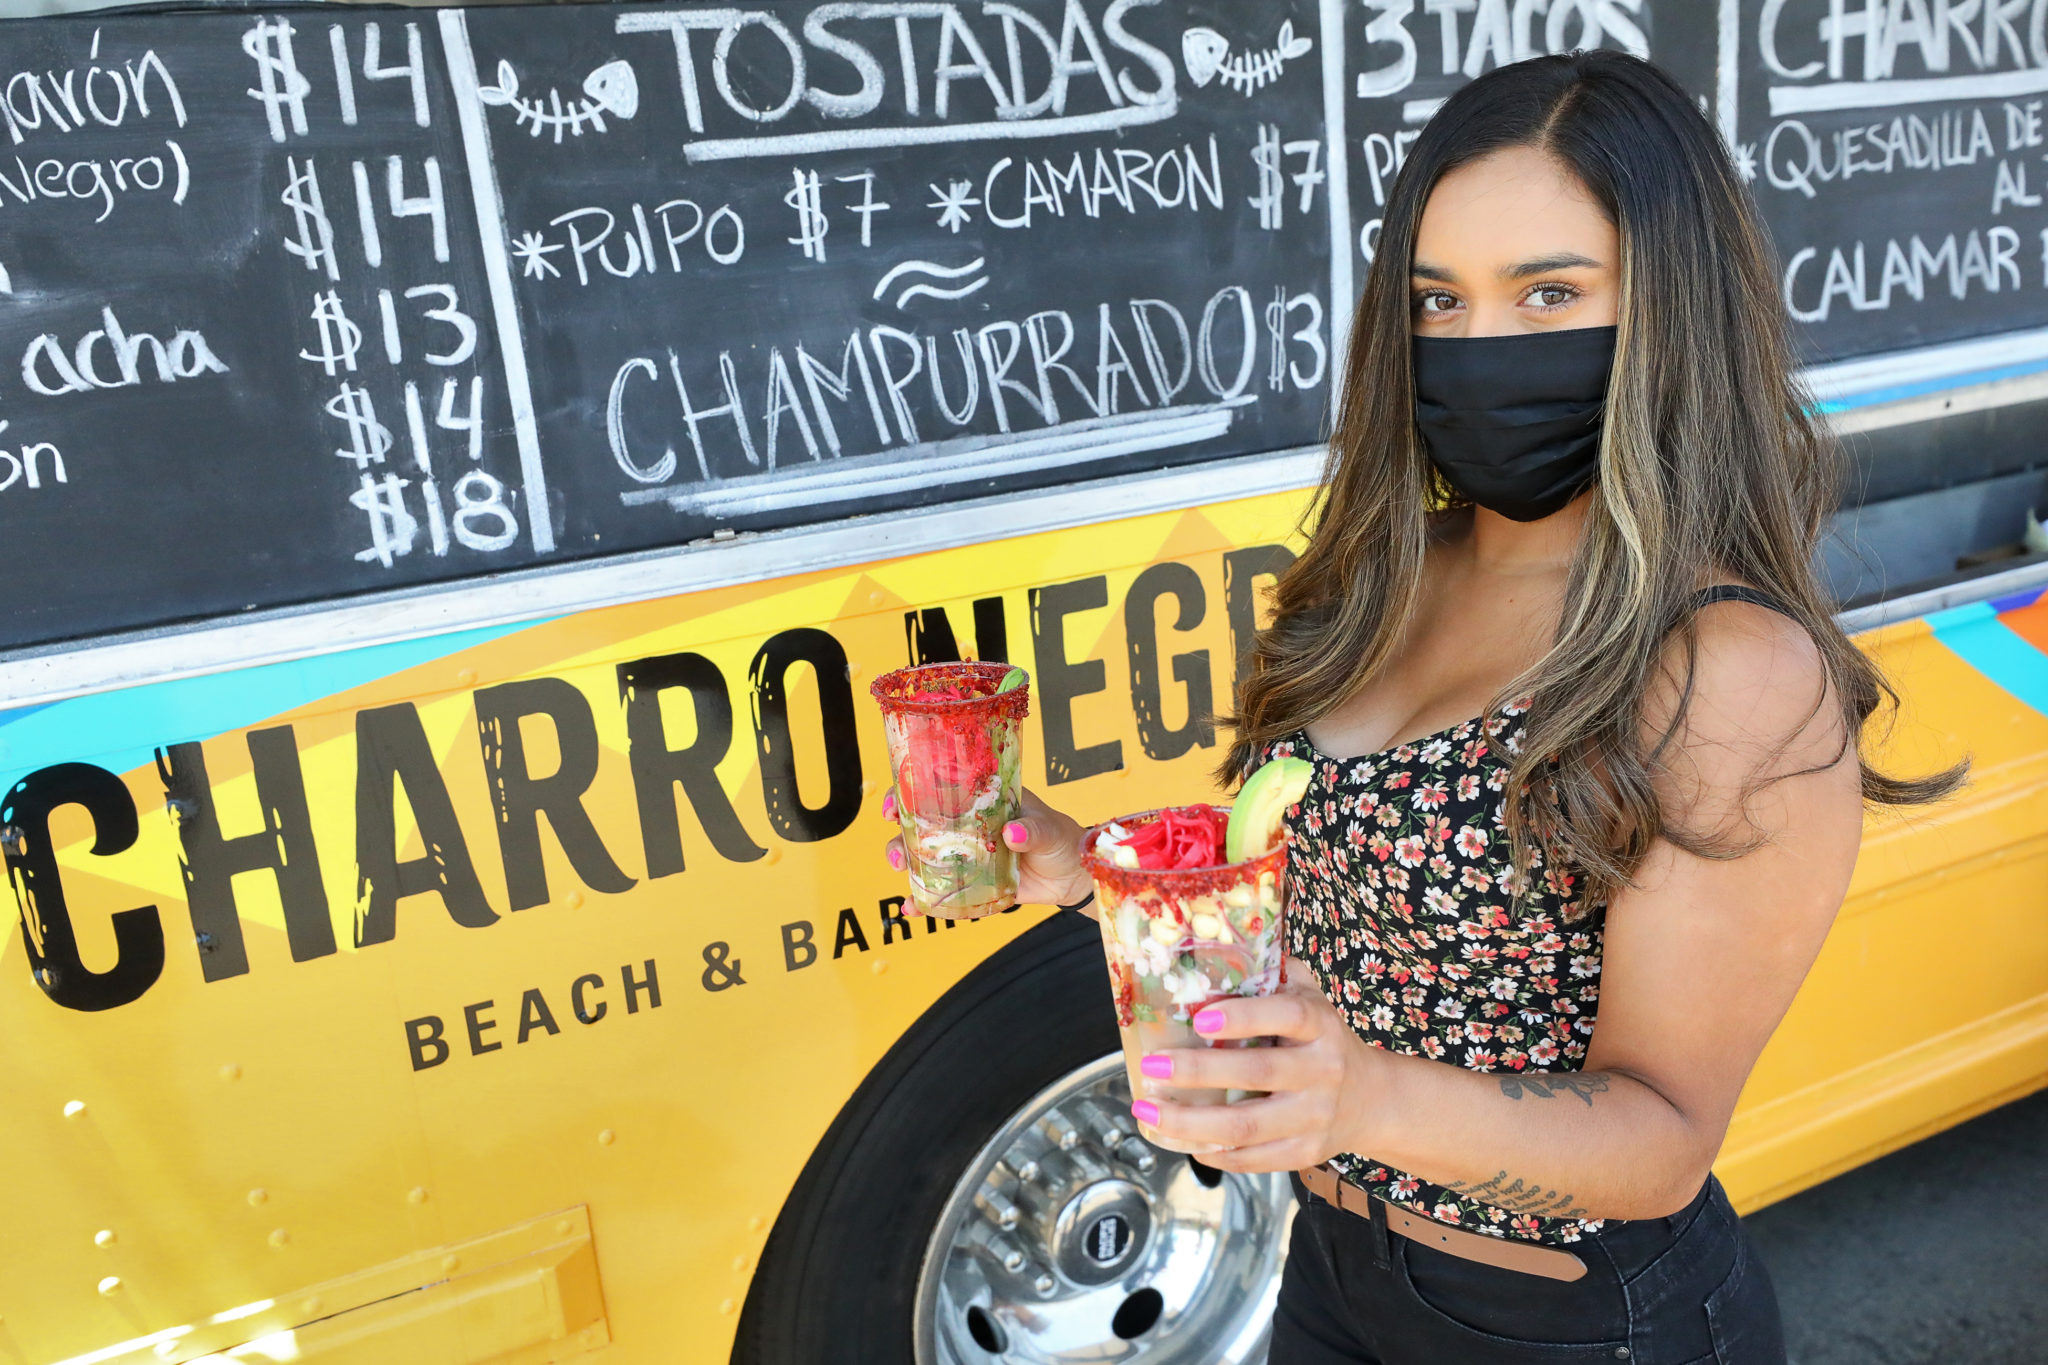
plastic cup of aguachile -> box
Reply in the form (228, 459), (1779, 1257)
(1080, 805), (1289, 1154)
(870, 660), (1029, 919)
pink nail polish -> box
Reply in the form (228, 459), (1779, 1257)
(1192, 1008), (1226, 1035)
(1005, 821), (1027, 846)
(1130, 1100), (1160, 1126)
(887, 845), (904, 871)
(1140, 1054), (1173, 1080)
(882, 792), (896, 819)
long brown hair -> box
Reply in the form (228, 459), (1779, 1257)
(1219, 50), (1962, 914)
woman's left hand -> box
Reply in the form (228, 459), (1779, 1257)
(1134, 957), (1383, 1173)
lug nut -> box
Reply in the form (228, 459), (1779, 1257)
(976, 1186), (1021, 1231)
(968, 1221), (1029, 1274)
(988, 1232), (1027, 1274)
(1078, 1098), (1132, 1149)
(1118, 1137), (1158, 1174)
(1033, 1272), (1057, 1297)
(999, 1156), (1042, 1186)
(1037, 1109), (1081, 1151)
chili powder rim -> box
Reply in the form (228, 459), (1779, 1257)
(1080, 804), (1289, 901)
(869, 660), (1031, 721)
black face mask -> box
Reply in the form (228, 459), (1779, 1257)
(1412, 325), (1617, 522)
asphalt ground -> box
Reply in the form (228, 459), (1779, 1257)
(1743, 1087), (2048, 1364)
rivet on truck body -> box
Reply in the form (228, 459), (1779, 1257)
(441, 1255), (460, 1273)
(63, 1100), (86, 1119)
(407, 1187), (429, 1205)
(97, 1277), (121, 1296)
(248, 1189), (269, 1206)
(94, 1229), (116, 1249)
(598, 1129), (616, 1146)
(219, 1063), (241, 1081)
(268, 1229), (290, 1249)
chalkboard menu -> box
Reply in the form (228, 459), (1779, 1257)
(1335, 1), (2048, 361)
(3, 0), (2045, 652)
(0, 0), (1334, 648)
(1718, 0), (2048, 359)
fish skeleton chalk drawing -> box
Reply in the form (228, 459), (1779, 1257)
(1182, 21), (1313, 96)
(477, 58), (639, 142)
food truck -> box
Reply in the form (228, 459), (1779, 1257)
(2, 2), (2045, 1362)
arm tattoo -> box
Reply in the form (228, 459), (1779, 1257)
(1497, 1073), (1610, 1106)
(1441, 1169), (1591, 1219)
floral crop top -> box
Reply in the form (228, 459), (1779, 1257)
(1261, 697), (1610, 1246)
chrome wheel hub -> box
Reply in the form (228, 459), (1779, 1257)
(915, 1053), (1293, 1363)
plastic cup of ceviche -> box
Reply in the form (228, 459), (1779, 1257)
(870, 660), (1030, 919)
(1080, 803), (1289, 1154)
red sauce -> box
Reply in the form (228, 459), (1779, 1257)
(1079, 804), (1288, 901)
(871, 661), (1030, 820)
(869, 661), (1031, 724)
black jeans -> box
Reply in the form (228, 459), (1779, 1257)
(1272, 1173), (1785, 1364)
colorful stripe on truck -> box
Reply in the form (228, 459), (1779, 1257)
(1926, 585), (2048, 719)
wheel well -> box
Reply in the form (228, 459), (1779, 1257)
(732, 909), (1111, 1362)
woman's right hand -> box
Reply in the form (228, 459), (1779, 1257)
(883, 785), (1099, 919)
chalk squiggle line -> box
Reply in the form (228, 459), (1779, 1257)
(872, 256), (987, 296)
(894, 278), (989, 307)
(873, 256), (990, 310)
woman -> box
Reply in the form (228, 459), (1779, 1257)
(886, 50), (1960, 1363)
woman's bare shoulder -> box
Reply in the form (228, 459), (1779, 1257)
(1643, 585), (1855, 832)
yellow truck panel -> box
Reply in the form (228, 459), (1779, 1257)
(6, 483), (2045, 1363)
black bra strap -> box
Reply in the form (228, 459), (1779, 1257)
(1693, 583), (1798, 620)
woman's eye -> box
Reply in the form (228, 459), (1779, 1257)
(1527, 284), (1578, 309)
(1414, 291), (1459, 315)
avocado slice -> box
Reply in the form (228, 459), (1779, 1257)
(1225, 756), (1313, 863)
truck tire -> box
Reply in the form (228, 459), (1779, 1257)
(733, 910), (1292, 1364)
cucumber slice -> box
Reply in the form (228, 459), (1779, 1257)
(1225, 756), (1313, 862)
(995, 666), (1027, 693)
(996, 722), (1021, 794)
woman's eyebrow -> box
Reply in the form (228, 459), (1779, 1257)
(1501, 252), (1604, 279)
(1411, 261), (1456, 282)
